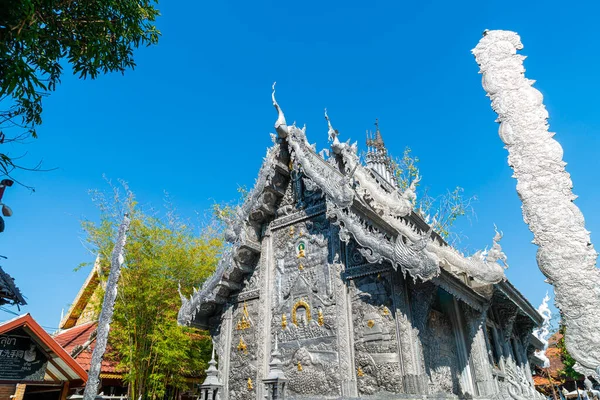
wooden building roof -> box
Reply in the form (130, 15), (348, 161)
(0, 314), (87, 385)
(54, 322), (122, 378)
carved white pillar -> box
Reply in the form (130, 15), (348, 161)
(218, 305), (233, 400)
(473, 30), (600, 376)
(460, 304), (496, 397)
(335, 230), (358, 397)
(391, 273), (419, 393)
(449, 298), (476, 396)
(256, 227), (273, 399)
(404, 280), (436, 394)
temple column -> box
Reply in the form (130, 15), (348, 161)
(256, 227), (274, 399)
(495, 302), (519, 362)
(216, 304), (233, 400)
(402, 279), (436, 395)
(391, 273), (416, 393)
(336, 232), (358, 397)
(460, 303), (496, 397)
(448, 298), (476, 396)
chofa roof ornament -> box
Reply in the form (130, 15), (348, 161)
(324, 109), (339, 144)
(272, 82), (289, 138)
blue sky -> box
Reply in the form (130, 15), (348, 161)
(2, 0), (599, 330)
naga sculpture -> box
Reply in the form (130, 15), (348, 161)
(473, 29), (600, 376)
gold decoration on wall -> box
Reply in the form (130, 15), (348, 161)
(297, 241), (306, 258)
(367, 320), (375, 328)
(381, 306), (390, 316)
(247, 378), (253, 391)
(357, 367), (364, 377)
(237, 337), (247, 353)
(236, 301), (251, 330)
(297, 362), (303, 371)
(317, 308), (324, 326)
(289, 226), (295, 237)
(281, 314), (287, 329)
(298, 263), (304, 271)
(291, 300), (311, 326)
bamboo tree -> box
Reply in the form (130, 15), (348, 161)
(81, 185), (221, 399)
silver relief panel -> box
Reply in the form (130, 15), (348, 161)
(351, 274), (403, 396)
(228, 300), (258, 400)
(272, 212), (343, 397)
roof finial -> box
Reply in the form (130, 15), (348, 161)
(272, 82), (289, 137)
(324, 108), (339, 143)
(374, 118), (384, 148)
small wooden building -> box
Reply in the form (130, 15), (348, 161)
(0, 314), (87, 400)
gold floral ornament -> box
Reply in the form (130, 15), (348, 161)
(291, 300), (311, 326)
(317, 308), (324, 326)
(236, 302), (251, 330)
(298, 263), (304, 271)
(297, 362), (303, 371)
(367, 320), (375, 328)
(281, 314), (287, 329)
(297, 241), (306, 258)
(237, 337), (247, 353)
(289, 226), (295, 237)
(357, 367), (364, 377)
(247, 378), (253, 391)
(381, 306), (390, 316)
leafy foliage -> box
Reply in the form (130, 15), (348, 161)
(392, 147), (476, 241)
(81, 183), (222, 400)
(557, 324), (582, 380)
(0, 0), (160, 182)
(211, 184), (248, 226)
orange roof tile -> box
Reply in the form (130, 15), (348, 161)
(54, 322), (123, 375)
(54, 322), (96, 352)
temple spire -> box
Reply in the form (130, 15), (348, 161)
(365, 119), (395, 186)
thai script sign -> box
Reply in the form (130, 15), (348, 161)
(0, 334), (48, 381)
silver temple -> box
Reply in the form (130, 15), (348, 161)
(179, 85), (545, 400)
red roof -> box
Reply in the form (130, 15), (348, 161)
(54, 322), (96, 352)
(54, 322), (122, 376)
(0, 314), (87, 383)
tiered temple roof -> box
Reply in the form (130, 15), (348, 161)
(178, 85), (538, 330)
